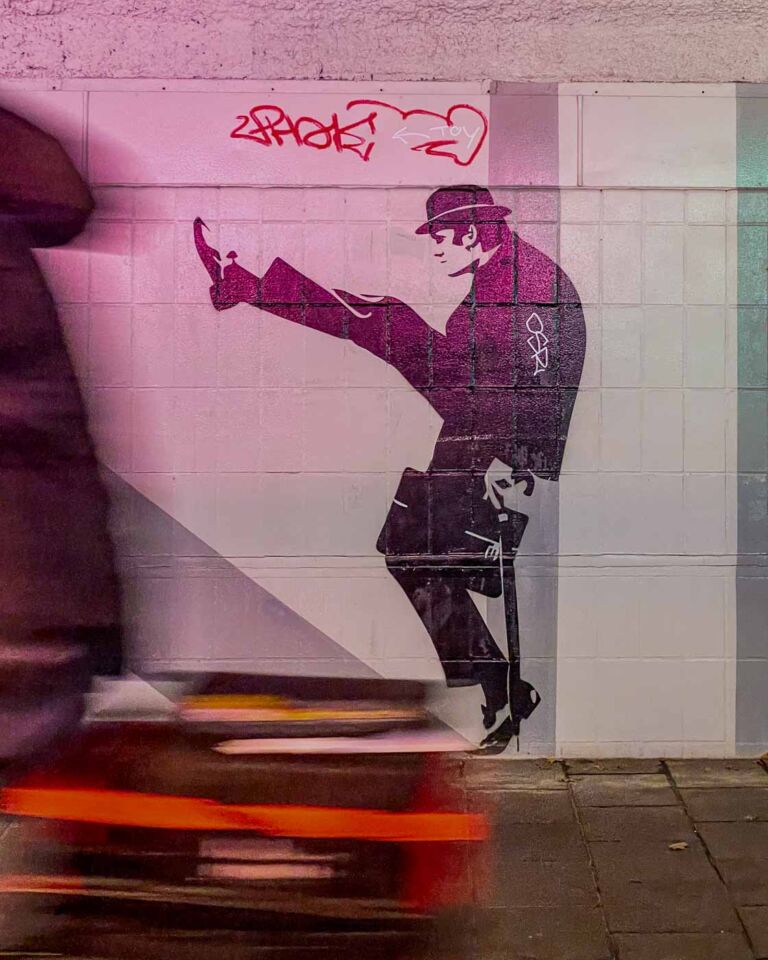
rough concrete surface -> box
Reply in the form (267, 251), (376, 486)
(1, 0), (768, 81)
(454, 757), (768, 959)
(11, 756), (768, 958)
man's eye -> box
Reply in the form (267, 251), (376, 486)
(434, 236), (444, 245)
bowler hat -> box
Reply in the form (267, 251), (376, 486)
(415, 186), (511, 235)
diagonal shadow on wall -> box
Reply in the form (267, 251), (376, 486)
(102, 469), (377, 679)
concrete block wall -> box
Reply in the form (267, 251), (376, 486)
(1, 79), (766, 756)
(556, 183), (737, 757)
(2, 0), (768, 83)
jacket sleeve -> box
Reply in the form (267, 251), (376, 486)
(0, 107), (94, 247)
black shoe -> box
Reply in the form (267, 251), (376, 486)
(481, 702), (498, 730)
(479, 682), (542, 755)
(510, 678), (541, 726)
(479, 717), (515, 754)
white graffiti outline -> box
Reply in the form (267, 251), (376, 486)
(525, 312), (549, 376)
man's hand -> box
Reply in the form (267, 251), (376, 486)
(483, 458), (536, 513)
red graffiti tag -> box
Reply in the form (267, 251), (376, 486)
(230, 101), (488, 166)
(231, 105), (377, 162)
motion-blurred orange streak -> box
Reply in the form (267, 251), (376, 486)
(1, 788), (487, 842)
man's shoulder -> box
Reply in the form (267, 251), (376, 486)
(514, 232), (561, 276)
(514, 233), (581, 305)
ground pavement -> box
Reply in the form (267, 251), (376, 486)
(7, 756), (768, 959)
(449, 757), (768, 960)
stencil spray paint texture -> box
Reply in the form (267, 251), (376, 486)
(195, 183), (585, 754)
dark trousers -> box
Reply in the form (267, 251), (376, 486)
(386, 564), (514, 715)
(378, 469), (528, 716)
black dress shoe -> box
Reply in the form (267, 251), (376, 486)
(481, 703), (498, 730)
(510, 678), (541, 724)
(479, 717), (516, 754)
(479, 681), (543, 754)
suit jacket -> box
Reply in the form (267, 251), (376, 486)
(248, 230), (585, 481)
(0, 106), (122, 673)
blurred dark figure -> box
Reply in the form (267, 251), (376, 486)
(0, 107), (122, 766)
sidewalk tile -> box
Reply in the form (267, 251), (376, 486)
(697, 821), (768, 859)
(600, 876), (739, 932)
(475, 906), (611, 960)
(667, 760), (768, 789)
(483, 859), (598, 908)
(572, 774), (678, 807)
(466, 758), (568, 790)
(494, 821), (590, 862)
(614, 932), (752, 959)
(566, 759), (664, 776)
(581, 806), (695, 843)
(718, 858), (768, 905)
(683, 787), (768, 822)
(490, 789), (575, 823)
(590, 841), (715, 881)
(739, 905), (768, 958)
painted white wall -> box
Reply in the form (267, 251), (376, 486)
(0, 80), (749, 755)
(553, 86), (739, 756)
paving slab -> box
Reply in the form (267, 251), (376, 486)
(566, 758), (664, 776)
(426, 907), (477, 960)
(667, 759), (768, 789)
(483, 859), (599, 908)
(590, 840), (715, 882)
(494, 820), (590, 862)
(571, 774), (678, 807)
(614, 932), (753, 959)
(683, 787), (768, 822)
(717, 858), (768, 905)
(474, 906), (611, 960)
(465, 757), (568, 790)
(580, 805), (696, 843)
(739, 905), (768, 958)
(491, 788), (576, 823)
(458, 758), (768, 955)
(599, 874), (740, 933)
(697, 821), (768, 860)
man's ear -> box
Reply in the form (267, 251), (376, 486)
(463, 223), (479, 250)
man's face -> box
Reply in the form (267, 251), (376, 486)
(429, 226), (477, 277)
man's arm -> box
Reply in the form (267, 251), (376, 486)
(0, 107), (94, 247)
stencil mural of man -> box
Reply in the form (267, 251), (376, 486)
(194, 186), (585, 753)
